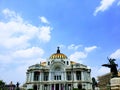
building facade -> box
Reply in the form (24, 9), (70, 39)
(25, 47), (92, 90)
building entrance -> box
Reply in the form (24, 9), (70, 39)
(56, 84), (59, 90)
(33, 85), (37, 90)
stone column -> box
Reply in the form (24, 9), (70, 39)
(59, 84), (60, 90)
(39, 72), (40, 81)
(84, 72), (87, 81)
(26, 72), (29, 82)
(61, 72), (63, 80)
(67, 84), (69, 90)
(74, 71), (76, 81)
(62, 71), (65, 80)
(37, 84), (40, 90)
(54, 84), (55, 90)
(29, 72), (31, 82)
(49, 84), (51, 90)
(68, 85), (70, 90)
(49, 71), (51, 81)
(63, 84), (65, 90)
(65, 72), (66, 80)
(81, 71), (84, 81)
(39, 84), (41, 90)
(42, 85), (44, 90)
(30, 72), (32, 82)
(41, 71), (43, 81)
(31, 71), (34, 82)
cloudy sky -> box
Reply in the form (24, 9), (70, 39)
(0, 0), (120, 85)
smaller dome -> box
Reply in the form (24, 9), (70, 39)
(49, 47), (68, 59)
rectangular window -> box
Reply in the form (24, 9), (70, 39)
(67, 72), (71, 80)
(54, 76), (56, 80)
(44, 72), (49, 81)
(76, 71), (81, 80)
(34, 72), (40, 81)
(54, 75), (61, 80)
(59, 75), (61, 80)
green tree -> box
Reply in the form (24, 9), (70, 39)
(0, 80), (5, 90)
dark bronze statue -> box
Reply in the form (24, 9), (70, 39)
(102, 58), (118, 78)
(16, 82), (20, 90)
(92, 77), (97, 90)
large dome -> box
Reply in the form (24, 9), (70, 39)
(49, 47), (68, 59)
(49, 53), (68, 59)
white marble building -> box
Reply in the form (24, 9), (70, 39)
(25, 47), (92, 90)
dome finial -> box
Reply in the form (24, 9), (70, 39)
(57, 47), (60, 53)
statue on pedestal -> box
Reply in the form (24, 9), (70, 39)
(92, 77), (97, 90)
(16, 82), (20, 90)
(102, 58), (118, 78)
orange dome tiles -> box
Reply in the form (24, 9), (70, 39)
(49, 53), (68, 59)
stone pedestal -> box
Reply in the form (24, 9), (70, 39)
(110, 77), (120, 90)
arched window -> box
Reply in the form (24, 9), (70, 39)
(48, 61), (50, 65)
(67, 61), (69, 65)
(55, 66), (61, 71)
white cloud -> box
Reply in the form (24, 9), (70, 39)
(0, 21), (29, 48)
(2, 8), (23, 22)
(39, 16), (49, 24)
(69, 51), (87, 63)
(0, 54), (12, 64)
(0, 8), (52, 49)
(94, 0), (115, 16)
(0, 8), (52, 84)
(68, 44), (82, 50)
(0, 65), (26, 84)
(38, 26), (52, 42)
(0, 47), (45, 84)
(91, 66), (110, 78)
(58, 44), (66, 48)
(117, 1), (120, 5)
(69, 45), (97, 63)
(84, 46), (97, 53)
(0, 56), (46, 84)
(12, 47), (44, 59)
(97, 67), (110, 75)
(110, 49), (120, 59)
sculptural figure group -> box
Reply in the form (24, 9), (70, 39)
(102, 58), (118, 78)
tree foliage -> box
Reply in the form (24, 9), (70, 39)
(0, 80), (5, 90)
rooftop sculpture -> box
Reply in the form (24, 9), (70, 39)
(102, 58), (118, 78)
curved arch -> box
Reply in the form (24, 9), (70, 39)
(50, 62), (65, 71)
(50, 62), (65, 81)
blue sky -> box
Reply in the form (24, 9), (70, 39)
(0, 0), (120, 84)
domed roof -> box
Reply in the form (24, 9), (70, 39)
(49, 47), (68, 59)
(50, 53), (68, 59)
